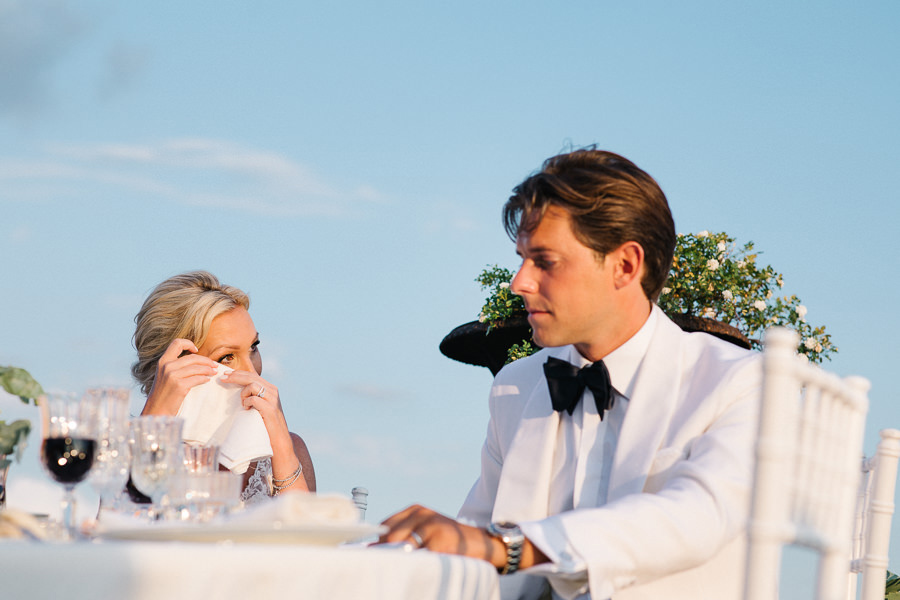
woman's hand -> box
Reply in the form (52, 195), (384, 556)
(141, 339), (219, 416)
(220, 370), (286, 430)
(220, 370), (308, 492)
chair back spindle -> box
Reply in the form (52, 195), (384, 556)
(745, 327), (870, 600)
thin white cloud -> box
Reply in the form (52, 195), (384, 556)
(0, 138), (385, 217)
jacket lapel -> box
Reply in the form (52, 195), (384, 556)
(492, 346), (569, 523)
(607, 312), (685, 501)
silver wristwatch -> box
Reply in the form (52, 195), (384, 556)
(486, 521), (525, 575)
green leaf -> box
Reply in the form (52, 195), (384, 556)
(0, 419), (31, 456)
(0, 366), (45, 403)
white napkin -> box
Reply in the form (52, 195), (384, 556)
(227, 493), (360, 526)
(176, 364), (273, 474)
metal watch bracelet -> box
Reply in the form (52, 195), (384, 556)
(486, 521), (525, 575)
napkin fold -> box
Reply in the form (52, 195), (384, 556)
(177, 364), (273, 474)
(227, 493), (360, 526)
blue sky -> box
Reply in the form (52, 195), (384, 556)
(2, 0), (898, 589)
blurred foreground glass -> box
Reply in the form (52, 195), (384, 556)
(39, 392), (101, 539)
(183, 442), (219, 473)
(130, 416), (184, 518)
(87, 388), (132, 518)
(168, 471), (242, 522)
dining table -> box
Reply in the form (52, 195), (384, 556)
(0, 529), (501, 600)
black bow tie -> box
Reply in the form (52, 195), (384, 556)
(543, 356), (614, 418)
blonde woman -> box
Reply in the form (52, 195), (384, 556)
(131, 271), (315, 503)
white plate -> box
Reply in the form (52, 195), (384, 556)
(96, 521), (386, 546)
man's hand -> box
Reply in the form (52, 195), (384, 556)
(379, 504), (506, 568)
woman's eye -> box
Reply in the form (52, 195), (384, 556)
(217, 354), (235, 364)
(251, 341), (260, 352)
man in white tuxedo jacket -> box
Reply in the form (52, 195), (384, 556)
(380, 149), (761, 600)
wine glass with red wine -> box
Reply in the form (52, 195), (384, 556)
(40, 392), (101, 539)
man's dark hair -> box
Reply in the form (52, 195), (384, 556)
(503, 148), (676, 301)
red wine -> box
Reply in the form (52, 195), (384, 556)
(42, 437), (96, 485)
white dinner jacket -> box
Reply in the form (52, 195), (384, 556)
(458, 306), (762, 600)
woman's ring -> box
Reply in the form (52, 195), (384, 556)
(257, 385), (267, 398)
(409, 531), (424, 548)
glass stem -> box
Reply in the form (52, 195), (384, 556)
(61, 486), (77, 540)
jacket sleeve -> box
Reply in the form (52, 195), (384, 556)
(457, 384), (505, 526)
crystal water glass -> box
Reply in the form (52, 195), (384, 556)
(87, 388), (132, 518)
(130, 416), (184, 518)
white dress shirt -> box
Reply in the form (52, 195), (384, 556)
(519, 308), (657, 595)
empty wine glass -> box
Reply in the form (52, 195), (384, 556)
(87, 388), (132, 519)
(39, 391), (101, 539)
(130, 416), (184, 518)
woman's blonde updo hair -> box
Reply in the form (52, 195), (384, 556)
(131, 271), (250, 395)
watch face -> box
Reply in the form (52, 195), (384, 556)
(489, 522), (524, 542)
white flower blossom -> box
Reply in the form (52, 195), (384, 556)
(737, 260), (745, 269)
(499, 282), (510, 289)
(723, 290), (733, 301)
(707, 259), (720, 271)
(702, 307), (716, 319)
(661, 287), (671, 295)
(478, 313), (486, 323)
(815, 343), (823, 353)
(717, 241), (727, 253)
(753, 300), (767, 311)
(697, 230), (709, 238)
(804, 337), (817, 350)
(796, 305), (807, 321)
(766, 290), (773, 299)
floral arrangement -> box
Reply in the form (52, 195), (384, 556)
(657, 231), (835, 363)
(475, 266), (535, 363)
(0, 366), (44, 460)
(475, 230), (836, 366)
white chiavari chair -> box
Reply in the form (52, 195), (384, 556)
(850, 428), (900, 600)
(745, 327), (870, 600)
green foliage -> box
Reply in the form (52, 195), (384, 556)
(0, 366), (44, 460)
(476, 266), (537, 365)
(507, 341), (536, 363)
(476, 265), (526, 331)
(886, 571), (900, 600)
(0, 367), (44, 403)
(657, 231), (836, 363)
(475, 230), (837, 366)
(0, 420), (31, 458)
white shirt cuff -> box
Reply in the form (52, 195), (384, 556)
(519, 518), (587, 578)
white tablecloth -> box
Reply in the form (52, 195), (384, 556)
(0, 539), (500, 600)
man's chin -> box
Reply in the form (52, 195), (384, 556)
(531, 330), (564, 349)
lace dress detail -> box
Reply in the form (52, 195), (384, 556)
(240, 458), (273, 506)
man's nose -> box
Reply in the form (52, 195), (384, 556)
(510, 264), (534, 295)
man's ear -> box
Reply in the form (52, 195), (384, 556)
(612, 241), (645, 290)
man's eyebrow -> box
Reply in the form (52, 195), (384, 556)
(519, 245), (554, 257)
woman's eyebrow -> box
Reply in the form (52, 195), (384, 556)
(207, 344), (239, 355)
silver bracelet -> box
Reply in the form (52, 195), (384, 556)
(272, 463), (303, 495)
